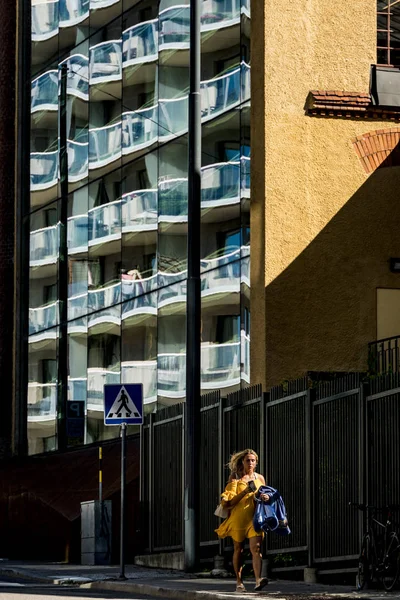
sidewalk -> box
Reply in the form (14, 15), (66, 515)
(0, 560), (395, 600)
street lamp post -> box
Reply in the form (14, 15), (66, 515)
(184, 0), (202, 573)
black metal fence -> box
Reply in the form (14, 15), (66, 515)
(139, 373), (400, 574)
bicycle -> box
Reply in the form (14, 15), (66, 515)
(350, 502), (400, 591)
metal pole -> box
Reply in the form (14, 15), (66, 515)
(119, 423), (127, 579)
(99, 446), (103, 503)
(184, 0), (201, 573)
(57, 63), (69, 451)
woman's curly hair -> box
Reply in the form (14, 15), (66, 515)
(228, 449), (259, 477)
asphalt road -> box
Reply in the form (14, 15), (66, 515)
(0, 576), (168, 600)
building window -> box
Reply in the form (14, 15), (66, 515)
(377, 0), (400, 66)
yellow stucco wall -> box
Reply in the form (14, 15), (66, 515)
(251, 0), (400, 388)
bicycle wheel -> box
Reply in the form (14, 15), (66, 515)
(382, 532), (400, 591)
(357, 534), (371, 590)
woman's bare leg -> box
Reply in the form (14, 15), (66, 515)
(233, 540), (244, 586)
(249, 536), (263, 586)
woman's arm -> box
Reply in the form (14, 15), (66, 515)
(221, 483), (251, 509)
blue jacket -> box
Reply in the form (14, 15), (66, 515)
(253, 485), (291, 535)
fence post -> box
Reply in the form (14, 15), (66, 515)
(306, 386), (315, 570)
(149, 412), (154, 553)
(361, 380), (369, 540)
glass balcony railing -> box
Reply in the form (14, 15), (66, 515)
(158, 273), (187, 307)
(121, 275), (158, 316)
(68, 377), (87, 401)
(122, 20), (158, 66)
(201, 250), (241, 294)
(241, 155), (250, 196)
(31, 151), (58, 191)
(158, 178), (187, 219)
(29, 301), (58, 335)
(59, 0), (89, 27)
(28, 383), (57, 419)
(31, 71), (58, 113)
(159, 97), (188, 139)
(68, 214), (88, 251)
(241, 330), (250, 383)
(122, 108), (158, 155)
(158, 341), (241, 397)
(87, 368), (120, 408)
(201, 65), (240, 120)
(201, 0), (241, 28)
(60, 54), (89, 101)
(159, 6), (190, 48)
(32, 0), (59, 41)
(89, 122), (122, 169)
(121, 190), (157, 230)
(90, 40), (122, 83)
(88, 200), (121, 243)
(30, 224), (59, 265)
(201, 161), (240, 206)
(90, 0), (120, 9)
(88, 282), (121, 315)
(122, 361), (157, 404)
(69, 140), (89, 182)
(241, 249), (250, 287)
(68, 293), (88, 325)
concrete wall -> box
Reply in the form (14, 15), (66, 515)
(251, 0), (400, 388)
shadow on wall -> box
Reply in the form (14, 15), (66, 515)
(0, 436), (140, 562)
(264, 147), (400, 388)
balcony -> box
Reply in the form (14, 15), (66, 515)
(201, 0), (242, 30)
(87, 368), (120, 410)
(68, 214), (89, 252)
(122, 361), (157, 404)
(31, 70), (58, 113)
(30, 224), (59, 266)
(368, 335), (400, 376)
(32, 0), (59, 42)
(201, 249), (241, 298)
(158, 341), (241, 397)
(90, 40), (122, 84)
(201, 62), (250, 121)
(88, 200), (121, 245)
(59, 0), (89, 28)
(31, 151), (58, 191)
(121, 275), (158, 319)
(60, 54), (89, 101)
(69, 140), (89, 182)
(122, 20), (158, 67)
(29, 301), (58, 335)
(28, 383), (57, 421)
(241, 330), (250, 383)
(89, 122), (122, 169)
(122, 107), (158, 156)
(201, 161), (241, 207)
(90, 0), (120, 8)
(68, 293), (88, 330)
(121, 190), (157, 231)
(159, 5), (190, 49)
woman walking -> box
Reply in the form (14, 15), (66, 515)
(216, 449), (269, 592)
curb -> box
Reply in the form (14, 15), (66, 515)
(81, 580), (287, 600)
(0, 567), (91, 586)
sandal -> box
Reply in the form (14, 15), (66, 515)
(254, 578), (269, 591)
(235, 583), (247, 592)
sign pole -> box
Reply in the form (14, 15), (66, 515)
(119, 422), (127, 579)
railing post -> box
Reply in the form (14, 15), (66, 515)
(306, 386), (315, 569)
(359, 380), (369, 546)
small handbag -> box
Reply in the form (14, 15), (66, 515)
(214, 503), (229, 519)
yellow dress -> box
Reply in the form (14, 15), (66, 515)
(215, 477), (264, 543)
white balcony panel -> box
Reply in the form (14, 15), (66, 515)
(157, 353), (186, 399)
(123, 20), (158, 67)
(121, 275), (158, 319)
(28, 383), (57, 421)
(30, 224), (59, 266)
(88, 200), (121, 244)
(90, 0), (120, 8)
(69, 140), (89, 182)
(90, 40), (122, 84)
(159, 97), (188, 140)
(29, 301), (59, 335)
(88, 283), (121, 327)
(121, 190), (157, 231)
(201, 341), (240, 389)
(159, 5), (190, 50)
(68, 214), (89, 252)
(122, 361), (157, 404)
(32, 0), (59, 41)
(68, 377), (87, 401)
(60, 0), (89, 28)
(87, 368), (120, 410)
(201, 161), (240, 208)
(201, 0), (241, 31)
(30, 151), (58, 191)
(122, 108), (158, 155)
(31, 70), (58, 113)
(89, 122), (122, 169)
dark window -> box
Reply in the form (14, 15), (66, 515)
(377, 0), (400, 66)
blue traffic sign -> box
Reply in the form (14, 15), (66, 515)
(104, 384), (143, 426)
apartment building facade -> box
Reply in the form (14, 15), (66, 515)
(24, 0), (251, 455)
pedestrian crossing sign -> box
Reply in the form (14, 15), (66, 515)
(104, 384), (143, 425)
